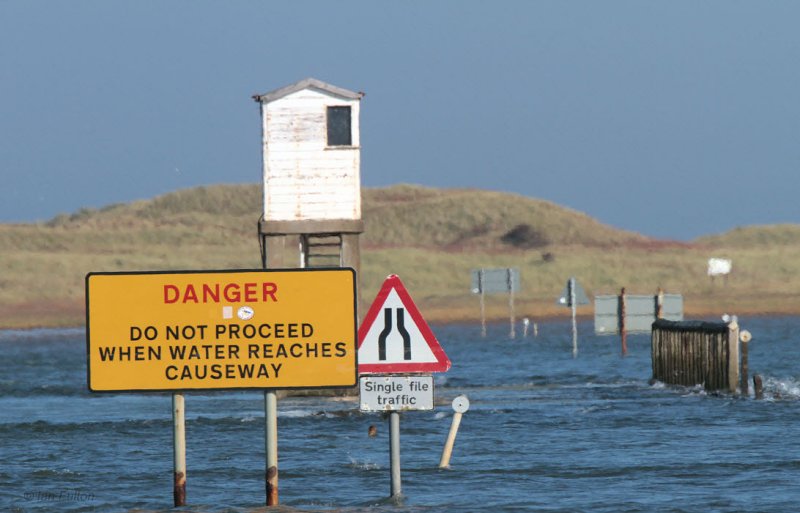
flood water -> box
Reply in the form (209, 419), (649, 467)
(2, 317), (800, 512)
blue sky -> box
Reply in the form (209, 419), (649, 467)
(1, 1), (798, 240)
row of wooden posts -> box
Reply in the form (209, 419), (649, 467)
(650, 318), (760, 397)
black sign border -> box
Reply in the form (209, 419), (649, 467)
(85, 268), (358, 394)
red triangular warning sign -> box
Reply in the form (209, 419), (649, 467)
(358, 275), (451, 374)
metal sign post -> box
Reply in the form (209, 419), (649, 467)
(556, 277), (590, 357)
(471, 268), (521, 338)
(265, 391), (278, 505)
(359, 375), (435, 499)
(479, 270), (486, 338)
(507, 269), (516, 339)
(172, 393), (186, 507)
(359, 277), (450, 500)
(389, 412), (402, 498)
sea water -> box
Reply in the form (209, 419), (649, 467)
(2, 317), (800, 512)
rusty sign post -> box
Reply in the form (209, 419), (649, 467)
(264, 391), (278, 505)
(172, 393), (186, 507)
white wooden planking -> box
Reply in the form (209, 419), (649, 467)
(260, 86), (361, 221)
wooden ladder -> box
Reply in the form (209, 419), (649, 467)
(300, 234), (343, 268)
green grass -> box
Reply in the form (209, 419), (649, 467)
(2, 183), (799, 328)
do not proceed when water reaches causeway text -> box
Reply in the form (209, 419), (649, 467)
(95, 321), (349, 383)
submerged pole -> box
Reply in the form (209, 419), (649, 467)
(439, 395), (469, 468)
(172, 393), (187, 507)
(508, 268), (516, 339)
(740, 330), (752, 396)
(656, 287), (665, 319)
(389, 412), (402, 498)
(727, 319), (740, 394)
(753, 374), (764, 400)
(619, 287), (627, 356)
(479, 270), (486, 338)
(439, 412), (463, 469)
(265, 390), (278, 505)
(570, 277), (578, 358)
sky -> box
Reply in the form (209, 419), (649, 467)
(1, 1), (799, 240)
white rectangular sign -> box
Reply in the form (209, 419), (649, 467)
(708, 258), (732, 276)
(359, 375), (434, 412)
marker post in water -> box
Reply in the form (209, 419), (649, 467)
(740, 329), (752, 396)
(172, 393), (186, 507)
(557, 277), (590, 357)
(439, 395), (469, 468)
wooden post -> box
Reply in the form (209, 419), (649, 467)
(439, 395), (469, 469)
(753, 374), (764, 400)
(650, 325), (658, 383)
(740, 340), (749, 396)
(740, 330), (752, 396)
(727, 320), (740, 394)
(262, 235), (285, 269)
(619, 287), (627, 356)
(172, 393), (187, 507)
(656, 287), (664, 319)
(438, 412), (463, 469)
(341, 233), (362, 320)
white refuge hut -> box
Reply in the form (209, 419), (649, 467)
(253, 78), (364, 277)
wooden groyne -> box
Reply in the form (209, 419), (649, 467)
(651, 319), (739, 393)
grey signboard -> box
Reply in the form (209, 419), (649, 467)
(471, 268), (520, 294)
(557, 278), (590, 307)
(594, 294), (683, 334)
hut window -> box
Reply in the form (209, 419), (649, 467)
(327, 106), (352, 146)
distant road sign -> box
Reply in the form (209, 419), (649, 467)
(557, 278), (590, 307)
(86, 269), (357, 392)
(595, 294), (684, 334)
(471, 268), (520, 294)
(359, 375), (434, 412)
(708, 258), (732, 276)
(358, 275), (451, 374)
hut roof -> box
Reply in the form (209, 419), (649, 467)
(253, 78), (364, 103)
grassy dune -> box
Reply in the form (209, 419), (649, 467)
(2, 184), (799, 329)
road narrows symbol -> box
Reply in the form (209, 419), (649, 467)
(378, 308), (392, 360)
(377, 308), (412, 361)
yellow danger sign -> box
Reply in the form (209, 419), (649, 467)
(86, 269), (357, 392)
